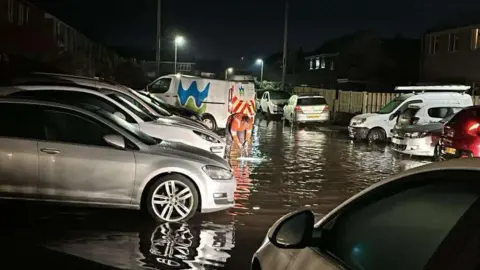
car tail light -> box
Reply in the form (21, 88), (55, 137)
(295, 106), (303, 112)
(323, 106), (329, 112)
(467, 122), (480, 136)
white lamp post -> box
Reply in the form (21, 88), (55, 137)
(225, 67), (233, 80)
(174, 36), (185, 73)
(256, 59), (264, 81)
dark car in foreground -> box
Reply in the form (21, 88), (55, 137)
(441, 106), (480, 159)
(252, 159), (480, 270)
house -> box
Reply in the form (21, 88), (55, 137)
(0, 0), (121, 76)
(302, 32), (419, 91)
(421, 24), (480, 88)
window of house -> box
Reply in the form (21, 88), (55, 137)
(330, 60), (335, 71)
(7, 0), (14, 23)
(309, 60), (313, 70)
(471, 29), (480, 50)
(315, 59), (320, 70)
(25, 7), (29, 24)
(18, 3), (24, 25)
(321, 57), (326, 69)
(448, 33), (459, 52)
(429, 35), (439, 55)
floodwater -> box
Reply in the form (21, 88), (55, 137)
(1, 117), (432, 269)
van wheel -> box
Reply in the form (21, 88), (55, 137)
(367, 128), (386, 142)
(145, 174), (199, 223)
(201, 114), (217, 131)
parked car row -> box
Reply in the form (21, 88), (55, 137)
(0, 73), (237, 222)
(257, 90), (330, 124)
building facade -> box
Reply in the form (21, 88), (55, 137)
(0, 0), (121, 76)
(422, 25), (480, 87)
(302, 33), (419, 91)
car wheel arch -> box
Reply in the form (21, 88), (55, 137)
(200, 113), (217, 131)
(138, 169), (205, 212)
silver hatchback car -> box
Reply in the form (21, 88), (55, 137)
(0, 99), (236, 222)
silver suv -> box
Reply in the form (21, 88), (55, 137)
(0, 99), (236, 222)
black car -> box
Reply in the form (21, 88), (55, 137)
(135, 90), (202, 121)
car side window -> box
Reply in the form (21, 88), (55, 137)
(428, 107), (456, 119)
(396, 100), (422, 114)
(149, 78), (171, 94)
(314, 176), (480, 270)
(0, 103), (44, 140)
(41, 108), (115, 147)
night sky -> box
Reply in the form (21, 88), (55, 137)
(30, 0), (480, 64)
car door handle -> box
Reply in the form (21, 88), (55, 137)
(40, 148), (60, 155)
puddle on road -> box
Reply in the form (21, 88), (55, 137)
(2, 117), (433, 270)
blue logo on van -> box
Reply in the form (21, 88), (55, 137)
(177, 80), (210, 108)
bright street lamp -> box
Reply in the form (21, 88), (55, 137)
(174, 36), (185, 73)
(256, 58), (264, 81)
(225, 67), (234, 80)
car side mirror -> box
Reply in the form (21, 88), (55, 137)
(267, 209), (315, 249)
(113, 111), (127, 120)
(389, 111), (399, 121)
(103, 134), (125, 149)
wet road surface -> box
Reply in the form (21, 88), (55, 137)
(1, 117), (432, 269)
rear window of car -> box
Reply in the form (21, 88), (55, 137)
(448, 108), (480, 125)
(297, 97), (327, 106)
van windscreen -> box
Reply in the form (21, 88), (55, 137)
(378, 96), (407, 114)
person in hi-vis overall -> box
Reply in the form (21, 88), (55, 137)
(225, 113), (253, 156)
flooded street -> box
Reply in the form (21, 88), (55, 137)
(1, 118), (432, 270)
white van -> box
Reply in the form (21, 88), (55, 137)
(147, 74), (256, 131)
(348, 85), (473, 142)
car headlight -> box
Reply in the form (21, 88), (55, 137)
(202, 165), (232, 180)
(405, 132), (428, 138)
(193, 131), (220, 143)
(351, 118), (366, 126)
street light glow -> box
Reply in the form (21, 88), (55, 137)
(256, 59), (263, 64)
(175, 36), (185, 45)
(227, 67), (234, 73)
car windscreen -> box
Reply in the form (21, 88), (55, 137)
(106, 93), (157, 122)
(270, 91), (291, 100)
(86, 106), (158, 145)
(378, 96), (407, 114)
(256, 91), (265, 98)
(297, 97), (327, 106)
(397, 107), (420, 125)
(130, 90), (171, 116)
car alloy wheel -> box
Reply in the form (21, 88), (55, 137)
(150, 179), (195, 222)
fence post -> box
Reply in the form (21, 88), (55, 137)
(362, 91), (368, 113)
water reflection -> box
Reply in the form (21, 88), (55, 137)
(41, 219), (235, 270)
(140, 222), (235, 269)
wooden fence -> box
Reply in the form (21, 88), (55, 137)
(294, 86), (480, 114)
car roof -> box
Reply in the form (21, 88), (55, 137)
(10, 72), (132, 93)
(316, 158), (480, 225)
(0, 85), (109, 97)
(0, 97), (102, 118)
